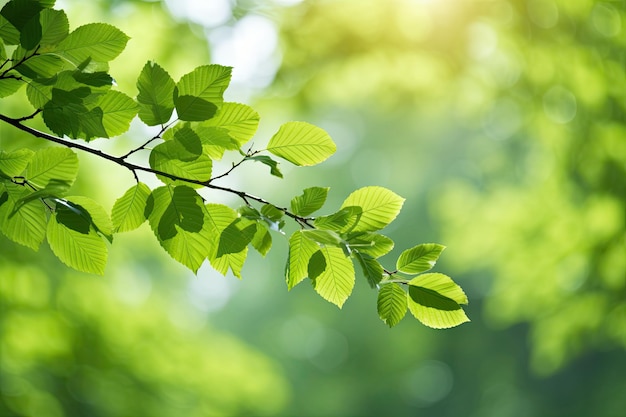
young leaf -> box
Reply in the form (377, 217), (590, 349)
(111, 182), (151, 233)
(47, 206), (108, 275)
(0, 77), (23, 98)
(377, 283), (408, 328)
(290, 186), (329, 217)
(174, 65), (232, 121)
(286, 229), (320, 289)
(260, 204), (283, 223)
(341, 186), (404, 232)
(0, 183), (46, 250)
(267, 121), (336, 166)
(202, 102), (260, 146)
(396, 243), (446, 275)
(311, 246), (355, 308)
(407, 273), (469, 329)
(26, 147), (79, 189)
(54, 23), (129, 65)
(136, 61), (176, 126)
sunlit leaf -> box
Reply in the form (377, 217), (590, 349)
(291, 186), (329, 216)
(47, 206), (108, 275)
(249, 155), (283, 178)
(39, 8), (69, 48)
(251, 222), (272, 257)
(0, 76), (23, 97)
(314, 206), (362, 232)
(149, 127), (212, 183)
(111, 182), (151, 233)
(341, 186), (404, 232)
(146, 185), (212, 273)
(267, 121), (336, 166)
(64, 195), (113, 241)
(307, 249), (326, 280)
(205, 203), (247, 278)
(0, 149), (34, 177)
(377, 283), (407, 328)
(311, 246), (355, 308)
(216, 217), (257, 257)
(0, 183), (46, 250)
(407, 273), (469, 329)
(202, 102), (259, 146)
(301, 229), (343, 246)
(396, 243), (446, 275)
(286, 229), (319, 289)
(96, 90), (138, 137)
(174, 64), (231, 121)
(26, 147), (78, 189)
(346, 232), (394, 258)
(136, 60), (175, 126)
(54, 23), (129, 65)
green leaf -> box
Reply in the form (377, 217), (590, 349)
(19, 11), (42, 49)
(0, 183), (46, 250)
(0, 77), (23, 98)
(396, 243), (446, 275)
(174, 64), (232, 121)
(146, 185), (213, 273)
(346, 233), (394, 258)
(202, 102), (259, 146)
(314, 206), (362, 232)
(64, 195), (113, 241)
(250, 222), (272, 257)
(39, 8), (69, 48)
(47, 206), (108, 275)
(0, 15), (20, 45)
(286, 229), (320, 289)
(216, 217), (257, 257)
(136, 61), (175, 126)
(13, 48), (63, 79)
(26, 147), (78, 189)
(311, 246), (355, 308)
(377, 283), (407, 328)
(96, 90), (138, 137)
(191, 125), (239, 160)
(0, 149), (34, 177)
(111, 182), (151, 233)
(353, 251), (384, 288)
(149, 126), (212, 183)
(260, 204), (283, 223)
(307, 249), (326, 280)
(267, 121), (336, 166)
(13, 178), (71, 209)
(301, 229), (343, 246)
(407, 273), (469, 329)
(54, 23), (129, 65)
(340, 186), (404, 232)
(249, 155), (283, 178)
(205, 203), (247, 278)
(291, 186), (329, 216)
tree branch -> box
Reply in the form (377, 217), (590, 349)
(0, 114), (314, 227)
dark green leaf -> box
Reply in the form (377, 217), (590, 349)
(353, 251), (384, 288)
(249, 155), (283, 178)
(217, 217), (257, 257)
(307, 249), (326, 280)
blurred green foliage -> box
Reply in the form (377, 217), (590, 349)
(2, 0), (626, 416)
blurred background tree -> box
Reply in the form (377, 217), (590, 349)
(1, 0), (625, 416)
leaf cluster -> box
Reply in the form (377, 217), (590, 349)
(0, 0), (468, 329)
